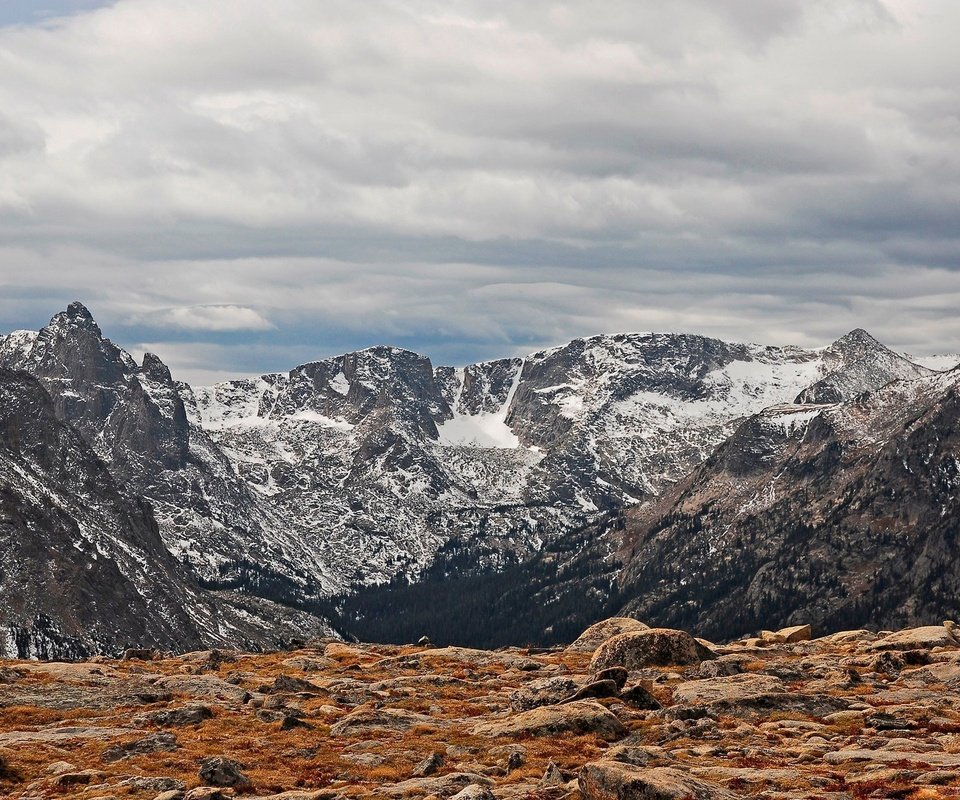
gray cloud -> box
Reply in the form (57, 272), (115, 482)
(0, 0), (958, 384)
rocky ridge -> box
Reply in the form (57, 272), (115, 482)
(2, 618), (960, 799)
(0, 303), (953, 653)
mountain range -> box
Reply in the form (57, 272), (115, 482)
(1, 302), (957, 657)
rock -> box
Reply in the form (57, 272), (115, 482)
(376, 772), (493, 797)
(122, 648), (157, 661)
(869, 626), (959, 651)
(566, 618), (651, 654)
(184, 789), (231, 800)
(591, 629), (716, 670)
(580, 761), (734, 799)
(198, 756), (251, 788)
(671, 673), (847, 717)
(137, 705), (214, 728)
(559, 679), (620, 704)
(280, 714), (313, 731)
(777, 624), (812, 642)
(44, 760), (77, 775)
(449, 786), (495, 800)
(413, 751), (444, 777)
(52, 769), (106, 788)
(619, 683), (661, 710)
(541, 761), (565, 787)
(592, 666), (629, 689)
(330, 707), (436, 737)
(260, 674), (320, 694)
(510, 676), (583, 711)
(102, 732), (178, 762)
(472, 700), (627, 741)
(154, 791), (186, 800)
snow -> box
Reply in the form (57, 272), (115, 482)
(289, 410), (354, 431)
(330, 372), (350, 395)
(911, 354), (960, 372)
(436, 365), (522, 449)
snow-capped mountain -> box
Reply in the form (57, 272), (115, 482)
(0, 302), (947, 652)
(193, 326), (930, 595)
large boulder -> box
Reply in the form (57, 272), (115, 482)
(580, 761), (734, 799)
(567, 618), (650, 654)
(869, 625), (959, 652)
(472, 700), (627, 741)
(591, 629), (716, 671)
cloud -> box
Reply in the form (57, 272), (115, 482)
(136, 304), (274, 332)
(0, 0), (958, 379)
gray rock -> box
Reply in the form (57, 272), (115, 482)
(198, 756), (251, 788)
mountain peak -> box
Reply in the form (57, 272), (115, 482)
(48, 301), (102, 336)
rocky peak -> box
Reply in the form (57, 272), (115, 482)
(140, 351), (174, 385)
(796, 328), (930, 405)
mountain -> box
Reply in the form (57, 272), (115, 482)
(196, 329), (924, 596)
(0, 367), (327, 659)
(1, 302), (949, 653)
(616, 364), (960, 640)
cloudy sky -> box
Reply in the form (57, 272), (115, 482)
(0, 0), (957, 384)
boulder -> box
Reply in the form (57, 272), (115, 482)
(591, 629), (716, 670)
(102, 732), (178, 762)
(580, 761), (734, 799)
(567, 618), (650, 654)
(198, 756), (251, 788)
(777, 624), (812, 642)
(869, 626), (959, 652)
(472, 700), (626, 741)
(559, 679), (620, 704)
(376, 772), (493, 797)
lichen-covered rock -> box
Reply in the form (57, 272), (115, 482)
(590, 629), (716, 670)
(580, 761), (734, 799)
(472, 700), (626, 741)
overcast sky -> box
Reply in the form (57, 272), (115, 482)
(0, 0), (958, 384)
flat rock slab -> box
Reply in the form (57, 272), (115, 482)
(379, 646), (539, 671)
(0, 725), (141, 744)
(472, 700), (626, 741)
(375, 772), (493, 797)
(869, 626), (959, 652)
(329, 707), (436, 737)
(671, 673), (848, 717)
(580, 761), (735, 799)
(154, 675), (250, 704)
(824, 750), (960, 767)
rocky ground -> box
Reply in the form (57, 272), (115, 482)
(1, 620), (960, 799)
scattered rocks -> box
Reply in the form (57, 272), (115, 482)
(3, 617), (960, 798)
